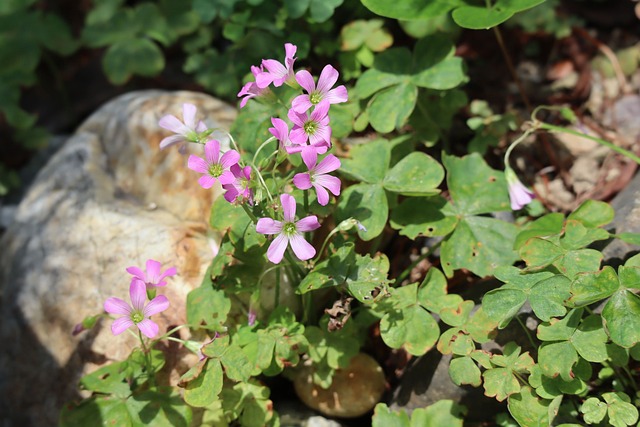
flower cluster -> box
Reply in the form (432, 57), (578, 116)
(104, 259), (174, 339)
(159, 43), (348, 265)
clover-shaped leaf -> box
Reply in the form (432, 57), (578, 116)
(383, 152), (444, 196)
(580, 392), (639, 427)
(449, 355), (482, 387)
(372, 401), (465, 427)
(180, 358), (223, 407)
(220, 380), (275, 427)
(482, 343), (534, 402)
(507, 386), (558, 427)
(201, 335), (252, 382)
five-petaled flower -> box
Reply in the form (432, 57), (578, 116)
(291, 64), (348, 114)
(104, 280), (170, 339)
(126, 259), (177, 291)
(293, 151), (341, 206)
(188, 140), (240, 189)
(223, 164), (254, 204)
(159, 103), (209, 150)
(256, 194), (320, 264)
(256, 43), (297, 89)
(288, 100), (331, 152)
(505, 168), (534, 210)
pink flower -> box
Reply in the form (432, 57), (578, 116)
(159, 103), (209, 150)
(256, 43), (297, 89)
(256, 194), (321, 264)
(126, 259), (177, 290)
(506, 168), (534, 210)
(104, 280), (170, 339)
(291, 65), (348, 114)
(269, 117), (304, 154)
(288, 101), (331, 151)
(293, 151), (341, 206)
(188, 140), (240, 189)
(238, 65), (269, 108)
(223, 164), (253, 204)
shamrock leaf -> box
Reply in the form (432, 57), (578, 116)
(580, 392), (639, 427)
(482, 342), (534, 402)
(220, 380), (276, 427)
(507, 386), (559, 427)
(372, 401), (466, 427)
(201, 335), (253, 382)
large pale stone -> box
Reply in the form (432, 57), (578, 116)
(0, 90), (236, 426)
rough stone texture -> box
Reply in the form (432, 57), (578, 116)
(601, 169), (640, 264)
(0, 90), (236, 427)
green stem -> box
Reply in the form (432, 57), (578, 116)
(515, 315), (537, 351)
(396, 240), (442, 283)
(534, 121), (640, 165)
(154, 324), (189, 342)
(504, 127), (535, 168)
(492, 24), (532, 111)
(241, 203), (259, 224)
(275, 268), (281, 308)
(138, 330), (155, 386)
(252, 137), (277, 166)
(284, 250), (305, 280)
(303, 190), (310, 241)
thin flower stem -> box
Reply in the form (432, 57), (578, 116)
(138, 329), (155, 386)
(396, 240), (442, 283)
(534, 121), (640, 165)
(504, 127), (536, 168)
(241, 203), (259, 224)
(303, 190), (310, 241)
(227, 132), (242, 154)
(252, 137), (277, 166)
(515, 315), (537, 351)
(166, 336), (187, 345)
(253, 166), (274, 203)
(154, 324), (189, 342)
(275, 268), (281, 308)
(284, 249), (305, 280)
(622, 365), (638, 391)
(491, 24), (532, 111)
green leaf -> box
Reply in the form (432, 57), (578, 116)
(336, 183), (388, 240)
(339, 139), (390, 183)
(390, 196), (459, 239)
(60, 396), (132, 427)
(441, 215), (518, 278)
(383, 152), (444, 196)
(103, 39), (164, 84)
(79, 361), (131, 398)
(368, 82), (417, 133)
(126, 388), (192, 427)
(483, 367), (521, 402)
(340, 19), (393, 52)
(182, 359), (223, 407)
(602, 289), (640, 348)
(452, 0), (547, 30)
(603, 392), (639, 427)
(580, 397), (607, 424)
(220, 380), (275, 427)
(514, 213), (564, 250)
(410, 400), (466, 426)
(449, 356), (482, 386)
(507, 386), (555, 427)
(186, 286), (230, 330)
(417, 267), (463, 313)
(193, 0), (239, 23)
(572, 315), (608, 362)
(411, 35), (466, 90)
(308, 0), (343, 22)
(380, 303), (440, 356)
(443, 153), (510, 215)
(567, 199), (614, 228)
(567, 266), (619, 307)
(372, 403), (410, 427)
(538, 341), (579, 382)
(361, 0), (453, 21)
(559, 220), (610, 250)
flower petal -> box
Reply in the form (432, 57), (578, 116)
(315, 174), (341, 196)
(158, 267), (177, 281)
(159, 114), (189, 135)
(188, 155), (209, 174)
(111, 317), (135, 335)
(104, 297), (132, 316)
(309, 124), (331, 146)
(314, 154), (341, 175)
(224, 186), (239, 203)
(196, 121), (208, 133)
(284, 43), (297, 64)
(126, 266), (146, 280)
(137, 319), (159, 339)
(310, 100), (330, 121)
(144, 295), (170, 317)
(291, 95), (313, 114)
(267, 233), (289, 264)
(159, 135), (185, 150)
(289, 127), (308, 145)
(129, 280), (147, 311)
(146, 259), (162, 282)
(204, 140), (221, 165)
(281, 193), (297, 222)
(182, 103), (197, 129)
(325, 85), (349, 105)
(198, 175), (216, 189)
(296, 215), (321, 232)
(293, 173), (312, 190)
(316, 64), (339, 95)
(289, 233), (316, 261)
(218, 170), (236, 185)
(295, 70), (316, 94)
(301, 149), (318, 172)
(314, 183), (330, 206)
(256, 218), (283, 235)
(219, 150), (240, 169)
(269, 118), (288, 141)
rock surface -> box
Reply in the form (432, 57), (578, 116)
(0, 90), (236, 427)
(294, 353), (386, 418)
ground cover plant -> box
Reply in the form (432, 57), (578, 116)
(4, 0), (640, 426)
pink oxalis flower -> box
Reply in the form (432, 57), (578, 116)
(126, 259), (177, 291)
(188, 140), (240, 189)
(288, 100), (331, 153)
(159, 103), (209, 150)
(256, 43), (297, 89)
(104, 280), (170, 339)
(223, 164), (253, 204)
(269, 117), (301, 154)
(506, 168), (534, 210)
(238, 65), (270, 108)
(292, 64), (348, 114)
(256, 194), (320, 264)
(293, 151), (341, 206)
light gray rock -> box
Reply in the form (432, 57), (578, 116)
(0, 90), (235, 427)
